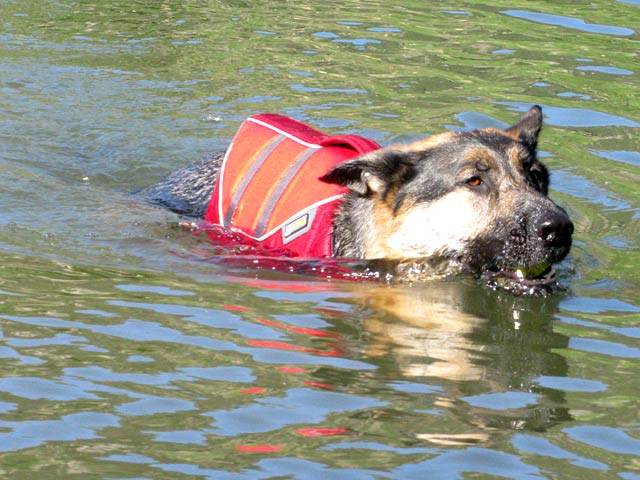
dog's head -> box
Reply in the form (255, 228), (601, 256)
(321, 106), (573, 287)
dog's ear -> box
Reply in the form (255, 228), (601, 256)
(506, 105), (543, 149)
(319, 149), (416, 198)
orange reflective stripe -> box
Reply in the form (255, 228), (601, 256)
(223, 122), (280, 199)
(254, 146), (318, 237)
(234, 138), (310, 233)
(224, 135), (286, 226)
(266, 147), (345, 235)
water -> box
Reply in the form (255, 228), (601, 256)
(1, 1), (639, 478)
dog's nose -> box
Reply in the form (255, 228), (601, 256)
(536, 212), (574, 246)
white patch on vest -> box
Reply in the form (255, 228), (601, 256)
(282, 208), (316, 244)
(384, 190), (493, 258)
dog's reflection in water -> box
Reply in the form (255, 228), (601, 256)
(348, 279), (568, 446)
(359, 281), (488, 380)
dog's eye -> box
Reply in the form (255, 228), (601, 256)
(466, 176), (483, 187)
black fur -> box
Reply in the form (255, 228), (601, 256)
(138, 152), (224, 217)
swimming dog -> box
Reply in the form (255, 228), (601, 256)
(140, 106), (573, 288)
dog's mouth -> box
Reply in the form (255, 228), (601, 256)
(481, 261), (559, 295)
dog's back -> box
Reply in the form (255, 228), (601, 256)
(138, 152), (224, 218)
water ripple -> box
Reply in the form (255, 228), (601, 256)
(117, 396), (196, 416)
(0, 412), (120, 452)
(565, 426), (640, 455)
(3, 313), (375, 370)
(513, 434), (609, 470)
(577, 65), (634, 75)
(591, 150), (640, 167)
(393, 447), (543, 479)
(548, 170), (632, 211)
(501, 10), (636, 36)
(561, 296), (640, 314)
(145, 429), (207, 445)
(207, 387), (388, 436)
(0, 377), (99, 400)
(498, 102), (640, 128)
(533, 375), (607, 392)
(569, 337), (640, 358)
(462, 391), (541, 410)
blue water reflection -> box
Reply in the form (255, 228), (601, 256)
(534, 375), (607, 392)
(117, 396), (196, 416)
(153, 458), (381, 480)
(565, 426), (640, 455)
(513, 434), (609, 470)
(568, 337), (640, 358)
(67, 365), (255, 386)
(146, 429), (207, 445)
(208, 387), (387, 436)
(499, 102), (640, 128)
(501, 10), (636, 36)
(0, 412), (120, 452)
(591, 150), (640, 167)
(549, 170), (632, 210)
(393, 447), (543, 479)
(0, 344), (46, 364)
(0, 376), (100, 400)
(577, 65), (634, 75)
(461, 391), (541, 410)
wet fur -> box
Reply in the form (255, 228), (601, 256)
(139, 152), (224, 218)
(140, 106), (573, 277)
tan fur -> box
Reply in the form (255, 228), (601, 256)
(394, 131), (458, 152)
(507, 144), (526, 171)
(364, 197), (398, 258)
(364, 188), (498, 260)
(500, 126), (523, 141)
(464, 146), (497, 167)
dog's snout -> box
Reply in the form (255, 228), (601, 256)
(536, 211), (573, 246)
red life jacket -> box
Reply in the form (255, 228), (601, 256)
(204, 114), (381, 257)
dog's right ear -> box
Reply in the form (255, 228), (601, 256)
(319, 149), (416, 198)
(505, 105), (543, 150)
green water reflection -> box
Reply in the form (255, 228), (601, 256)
(0, 0), (638, 478)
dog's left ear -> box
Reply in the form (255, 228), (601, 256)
(319, 148), (415, 198)
(506, 105), (543, 149)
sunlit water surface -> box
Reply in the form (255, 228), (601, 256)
(0, 1), (639, 478)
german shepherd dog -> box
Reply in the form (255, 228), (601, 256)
(141, 106), (573, 291)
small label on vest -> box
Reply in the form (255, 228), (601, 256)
(282, 209), (316, 244)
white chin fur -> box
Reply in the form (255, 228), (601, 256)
(383, 191), (493, 259)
